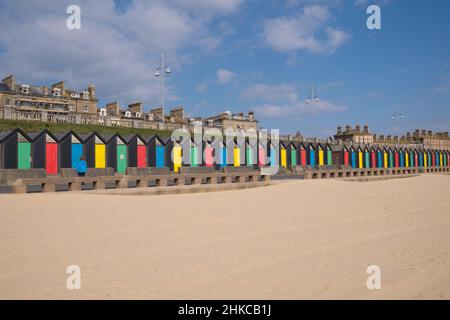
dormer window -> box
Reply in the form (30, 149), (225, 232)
(82, 91), (89, 100)
(135, 112), (141, 118)
(125, 111), (131, 118)
(170, 116), (175, 123)
(21, 85), (30, 94)
(53, 88), (61, 97)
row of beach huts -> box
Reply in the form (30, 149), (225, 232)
(0, 128), (449, 174)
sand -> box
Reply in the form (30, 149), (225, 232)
(0, 174), (449, 300)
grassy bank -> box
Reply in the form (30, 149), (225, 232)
(0, 119), (173, 137)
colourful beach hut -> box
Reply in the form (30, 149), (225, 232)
(286, 142), (298, 167)
(165, 136), (182, 173)
(124, 135), (147, 168)
(79, 132), (106, 169)
(55, 131), (83, 170)
(436, 150), (441, 167)
(324, 143), (333, 166)
(404, 148), (410, 168)
(28, 130), (59, 175)
(393, 147), (399, 168)
(363, 146), (370, 168)
(0, 129), (32, 170)
(399, 148), (405, 168)
(144, 135), (166, 168)
(299, 143), (308, 166)
(387, 147), (393, 168)
(356, 146), (363, 169)
(331, 145), (347, 166)
(280, 141), (288, 168)
(316, 143), (325, 167)
(257, 140), (266, 167)
(220, 140), (227, 168)
(307, 143), (316, 167)
(246, 137), (257, 167)
(202, 139), (215, 167)
(418, 149), (424, 167)
(103, 134), (127, 174)
(350, 145), (357, 168)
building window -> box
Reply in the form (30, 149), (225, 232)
(82, 91), (89, 100)
(83, 105), (89, 113)
(68, 105), (74, 111)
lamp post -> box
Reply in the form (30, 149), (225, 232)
(391, 107), (404, 147)
(154, 51), (171, 124)
(305, 86), (321, 139)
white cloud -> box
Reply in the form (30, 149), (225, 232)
(216, 68), (236, 84)
(0, 0), (243, 109)
(241, 83), (347, 118)
(262, 5), (350, 54)
(177, 0), (244, 17)
(241, 83), (299, 103)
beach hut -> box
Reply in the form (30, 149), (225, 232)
(393, 147), (399, 168)
(123, 135), (147, 168)
(307, 143), (316, 167)
(363, 146), (370, 168)
(286, 141), (298, 167)
(299, 142), (308, 166)
(280, 141), (288, 168)
(404, 148), (410, 168)
(413, 148), (418, 167)
(0, 129), (32, 170)
(103, 134), (127, 173)
(316, 143), (325, 167)
(382, 147), (388, 168)
(350, 145), (357, 168)
(369, 146), (376, 168)
(431, 149), (436, 167)
(356, 146), (364, 169)
(79, 132), (106, 169)
(202, 138), (214, 168)
(418, 149), (424, 167)
(323, 143), (332, 166)
(331, 145), (347, 166)
(375, 146), (382, 168)
(55, 131), (83, 170)
(165, 136), (183, 172)
(28, 130), (59, 175)
(399, 148), (405, 168)
(189, 137), (202, 168)
(387, 147), (393, 168)
(437, 150), (442, 167)
(220, 140), (227, 168)
(257, 140), (266, 167)
(143, 135), (166, 168)
(246, 137), (257, 167)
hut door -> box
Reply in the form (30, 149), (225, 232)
(291, 149), (297, 166)
(281, 148), (287, 168)
(46, 142), (58, 174)
(156, 145), (165, 168)
(246, 147), (253, 167)
(71, 143), (83, 169)
(137, 145), (147, 168)
(95, 144), (106, 168)
(234, 147), (240, 167)
(258, 145), (265, 166)
(117, 145), (127, 173)
(18, 142), (31, 169)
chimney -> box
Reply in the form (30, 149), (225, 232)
(170, 107), (184, 120)
(87, 84), (96, 99)
(345, 125), (351, 132)
(105, 102), (120, 116)
(355, 124), (361, 132)
(421, 129), (426, 136)
(337, 126), (342, 134)
(428, 130), (432, 136)
(380, 134), (385, 140)
(406, 132), (411, 138)
(2, 75), (16, 91)
(363, 125), (369, 133)
(151, 107), (164, 121)
(51, 81), (65, 95)
(128, 101), (143, 114)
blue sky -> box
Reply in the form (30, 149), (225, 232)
(0, 0), (449, 137)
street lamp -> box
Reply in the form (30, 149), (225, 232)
(305, 86), (320, 138)
(391, 107), (405, 147)
(154, 51), (171, 124)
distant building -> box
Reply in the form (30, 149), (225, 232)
(0, 74), (258, 133)
(334, 124), (374, 144)
(203, 111), (257, 130)
(0, 75), (98, 120)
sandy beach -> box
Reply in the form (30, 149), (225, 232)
(0, 174), (449, 299)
